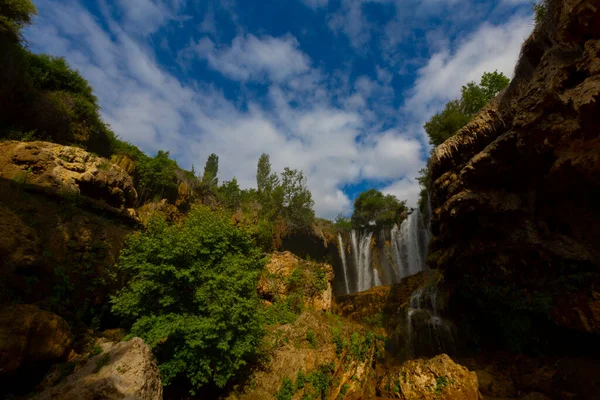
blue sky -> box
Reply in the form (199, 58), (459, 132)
(25, 0), (534, 218)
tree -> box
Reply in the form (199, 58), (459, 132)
(218, 177), (241, 211)
(280, 168), (315, 232)
(202, 153), (219, 187)
(424, 100), (471, 147)
(111, 206), (265, 392)
(351, 189), (407, 229)
(424, 70), (510, 147)
(0, 0), (37, 40)
(256, 153), (279, 198)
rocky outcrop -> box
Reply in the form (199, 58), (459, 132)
(377, 354), (480, 400)
(428, 0), (600, 351)
(0, 177), (133, 324)
(0, 305), (73, 377)
(226, 311), (379, 400)
(0, 141), (137, 213)
(259, 251), (334, 312)
(32, 337), (162, 400)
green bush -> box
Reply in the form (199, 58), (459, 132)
(276, 377), (295, 400)
(111, 206), (266, 392)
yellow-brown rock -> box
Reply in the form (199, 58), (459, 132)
(377, 354), (480, 400)
(259, 251), (334, 312)
(0, 141), (137, 210)
(32, 338), (162, 400)
(0, 305), (73, 376)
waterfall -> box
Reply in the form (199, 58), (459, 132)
(406, 284), (455, 358)
(337, 207), (430, 294)
(390, 207), (429, 280)
(337, 233), (350, 294)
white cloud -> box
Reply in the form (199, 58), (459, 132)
(24, 0), (534, 218)
(381, 178), (422, 208)
(115, 0), (189, 34)
(401, 13), (533, 146)
(26, 0), (426, 218)
(195, 34), (312, 83)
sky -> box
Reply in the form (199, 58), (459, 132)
(25, 0), (534, 218)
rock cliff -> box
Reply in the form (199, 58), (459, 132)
(428, 0), (600, 352)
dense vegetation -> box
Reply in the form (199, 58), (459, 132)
(351, 189), (407, 229)
(112, 206), (265, 392)
(424, 71), (510, 146)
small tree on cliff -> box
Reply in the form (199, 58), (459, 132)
(111, 206), (265, 393)
(425, 70), (510, 146)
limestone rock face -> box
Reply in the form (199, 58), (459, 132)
(32, 337), (162, 400)
(377, 354), (480, 400)
(0, 305), (73, 376)
(259, 251), (334, 312)
(427, 0), (600, 347)
(0, 141), (137, 210)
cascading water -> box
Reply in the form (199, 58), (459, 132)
(337, 233), (350, 294)
(406, 284), (455, 358)
(337, 207), (431, 295)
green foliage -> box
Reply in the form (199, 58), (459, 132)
(276, 377), (295, 400)
(134, 150), (179, 204)
(306, 330), (317, 348)
(202, 153), (219, 187)
(334, 213), (352, 232)
(111, 206), (265, 391)
(424, 100), (471, 147)
(257, 153), (279, 197)
(349, 332), (373, 362)
(351, 189), (407, 229)
(296, 370), (306, 390)
(331, 328), (344, 356)
(218, 177), (242, 211)
(424, 70), (510, 146)
(0, 0), (37, 40)
(533, 1), (548, 26)
(27, 54), (96, 103)
(280, 168), (315, 232)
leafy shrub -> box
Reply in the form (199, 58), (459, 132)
(306, 330), (317, 348)
(276, 377), (295, 400)
(111, 206), (265, 392)
(0, 0), (37, 40)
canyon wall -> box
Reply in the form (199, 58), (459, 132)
(428, 0), (600, 353)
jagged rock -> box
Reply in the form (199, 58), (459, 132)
(377, 354), (480, 400)
(0, 141), (137, 210)
(258, 251), (334, 312)
(427, 0), (600, 349)
(32, 337), (162, 400)
(0, 305), (73, 376)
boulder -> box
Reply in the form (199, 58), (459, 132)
(32, 337), (162, 400)
(0, 141), (137, 210)
(0, 305), (73, 376)
(377, 354), (480, 400)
